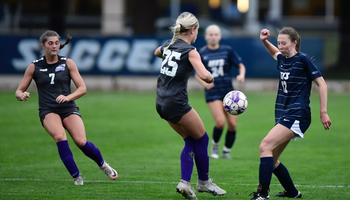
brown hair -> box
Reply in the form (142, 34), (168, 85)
(39, 30), (72, 49)
(278, 27), (301, 52)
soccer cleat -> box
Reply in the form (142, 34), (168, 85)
(222, 152), (231, 159)
(274, 191), (302, 198)
(249, 192), (270, 200)
(210, 143), (219, 159)
(176, 179), (198, 199)
(196, 179), (226, 196)
(100, 162), (118, 180)
(73, 175), (83, 185)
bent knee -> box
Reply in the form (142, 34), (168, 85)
(215, 120), (226, 129)
(74, 139), (87, 148)
(259, 139), (273, 155)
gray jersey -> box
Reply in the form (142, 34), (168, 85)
(32, 56), (77, 110)
(156, 39), (196, 106)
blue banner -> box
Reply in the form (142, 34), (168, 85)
(0, 35), (323, 77)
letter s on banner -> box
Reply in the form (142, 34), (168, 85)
(12, 39), (41, 71)
(97, 40), (129, 72)
(126, 40), (159, 72)
(70, 40), (100, 72)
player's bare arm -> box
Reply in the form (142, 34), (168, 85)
(154, 46), (163, 58)
(56, 59), (87, 104)
(314, 76), (332, 130)
(189, 50), (213, 83)
(15, 63), (34, 101)
(260, 29), (280, 60)
(236, 63), (246, 82)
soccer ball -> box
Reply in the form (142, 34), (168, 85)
(223, 90), (248, 115)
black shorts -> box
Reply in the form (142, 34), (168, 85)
(205, 87), (234, 103)
(156, 103), (192, 124)
(39, 107), (82, 126)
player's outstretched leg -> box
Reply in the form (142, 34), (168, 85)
(176, 179), (197, 199)
(196, 179), (226, 196)
(100, 162), (118, 180)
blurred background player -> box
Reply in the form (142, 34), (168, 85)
(15, 30), (118, 185)
(249, 27), (332, 200)
(196, 24), (246, 159)
(154, 12), (226, 199)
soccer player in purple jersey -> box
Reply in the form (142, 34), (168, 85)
(249, 27), (332, 200)
(15, 30), (118, 185)
(154, 12), (226, 199)
(196, 24), (246, 159)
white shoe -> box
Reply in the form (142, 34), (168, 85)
(210, 143), (219, 159)
(100, 162), (118, 180)
(196, 179), (226, 196)
(222, 152), (231, 159)
(73, 175), (83, 185)
(176, 179), (197, 199)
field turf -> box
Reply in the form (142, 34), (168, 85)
(0, 91), (349, 200)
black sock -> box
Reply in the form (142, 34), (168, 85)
(273, 162), (298, 196)
(258, 157), (274, 195)
(212, 126), (223, 143)
(224, 130), (236, 151)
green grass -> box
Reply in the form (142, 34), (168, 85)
(0, 91), (349, 200)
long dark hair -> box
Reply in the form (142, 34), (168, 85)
(39, 30), (72, 49)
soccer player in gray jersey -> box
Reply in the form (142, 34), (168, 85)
(249, 27), (332, 200)
(196, 24), (246, 160)
(154, 12), (226, 199)
(15, 30), (118, 185)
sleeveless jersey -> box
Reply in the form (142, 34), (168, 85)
(32, 55), (77, 109)
(156, 39), (196, 106)
(275, 52), (322, 122)
(199, 44), (242, 91)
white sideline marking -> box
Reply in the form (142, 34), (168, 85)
(1, 178), (349, 188)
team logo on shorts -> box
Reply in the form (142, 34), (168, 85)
(55, 64), (66, 72)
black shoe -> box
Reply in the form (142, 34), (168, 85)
(274, 191), (302, 198)
(249, 192), (270, 200)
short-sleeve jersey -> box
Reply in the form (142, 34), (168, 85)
(275, 52), (322, 122)
(199, 45), (242, 101)
(32, 55), (77, 110)
(156, 39), (196, 106)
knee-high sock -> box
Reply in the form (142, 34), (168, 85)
(79, 141), (104, 166)
(273, 162), (298, 196)
(194, 132), (209, 181)
(224, 130), (236, 151)
(212, 127), (223, 143)
(57, 140), (79, 178)
(258, 157), (274, 195)
(180, 137), (195, 182)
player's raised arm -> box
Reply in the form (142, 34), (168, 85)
(260, 29), (280, 60)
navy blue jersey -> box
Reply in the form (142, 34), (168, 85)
(275, 52), (322, 123)
(32, 55), (77, 109)
(156, 39), (196, 106)
(199, 44), (242, 102)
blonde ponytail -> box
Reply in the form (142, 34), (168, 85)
(164, 12), (199, 51)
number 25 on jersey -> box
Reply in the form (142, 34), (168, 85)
(160, 49), (181, 77)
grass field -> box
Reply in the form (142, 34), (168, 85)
(0, 91), (349, 200)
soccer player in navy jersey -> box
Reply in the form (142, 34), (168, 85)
(249, 27), (332, 200)
(15, 30), (118, 185)
(196, 24), (246, 159)
(154, 12), (226, 199)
